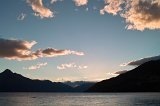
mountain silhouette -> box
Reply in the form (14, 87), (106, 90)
(63, 81), (95, 92)
(87, 60), (160, 92)
(0, 69), (74, 92)
(74, 82), (95, 92)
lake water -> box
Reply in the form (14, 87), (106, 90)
(0, 93), (160, 106)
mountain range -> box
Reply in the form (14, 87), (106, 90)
(0, 69), (95, 92)
(1, 60), (160, 92)
(0, 69), (75, 92)
(87, 60), (160, 92)
(63, 81), (95, 92)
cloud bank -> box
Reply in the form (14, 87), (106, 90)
(0, 38), (84, 61)
(121, 55), (160, 66)
(23, 62), (47, 70)
(101, 0), (160, 31)
(57, 63), (88, 70)
(27, 0), (53, 18)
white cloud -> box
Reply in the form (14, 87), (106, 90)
(57, 63), (88, 70)
(122, 0), (160, 31)
(85, 8), (89, 11)
(106, 72), (117, 76)
(50, 0), (57, 4)
(17, 13), (26, 20)
(100, 0), (160, 31)
(100, 9), (105, 15)
(73, 0), (88, 6)
(24, 0), (160, 30)
(78, 65), (88, 69)
(27, 0), (53, 18)
(100, 0), (123, 15)
(23, 62), (47, 70)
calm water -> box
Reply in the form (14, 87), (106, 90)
(0, 93), (160, 106)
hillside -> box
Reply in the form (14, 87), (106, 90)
(87, 60), (160, 92)
(0, 69), (74, 92)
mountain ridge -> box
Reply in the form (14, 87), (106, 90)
(1, 60), (160, 92)
(87, 60), (160, 92)
(0, 69), (95, 92)
(0, 69), (74, 92)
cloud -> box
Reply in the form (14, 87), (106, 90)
(78, 65), (88, 69)
(100, 0), (160, 31)
(0, 38), (37, 60)
(100, 0), (123, 15)
(57, 63), (88, 70)
(73, 0), (88, 6)
(106, 72), (117, 76)
(122, 0), (160, 31)
(115, 70), (128, 74)
(120, 55), (160, 66)
(85, 7), (89, 11)
(23, 62), (47, 70)
(17, 13), (26, 20)
(50, 0), (57, 4)
(36, 48), (84, 57)
(24, 0), (160, 30)
(27, 0), (53, 18)
(93, 6), (97, 10)
(50, 0), (63, 4)
(0, 38), (84, 61)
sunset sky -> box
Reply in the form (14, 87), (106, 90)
(0, 0), (160, 81)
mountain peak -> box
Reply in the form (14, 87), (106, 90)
(2, 69), (13, 74)
(0, 69), (75, 92)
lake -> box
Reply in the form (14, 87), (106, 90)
(0, 93), (160, 106)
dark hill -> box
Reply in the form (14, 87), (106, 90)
(87, 60), (160, 92)
(0, 69), (74, 92)
(74, 82), (95, 92)
(63, 81), (96, 92)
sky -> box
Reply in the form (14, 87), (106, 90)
(0, 0), (160, 82)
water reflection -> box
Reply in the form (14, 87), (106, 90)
(0, 93), (160, 106)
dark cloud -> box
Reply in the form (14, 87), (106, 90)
(115, 70), (128, 74)
(0, 38), (37, 60)
(0, 38), (84, 61)
(121, 55), (160, 66)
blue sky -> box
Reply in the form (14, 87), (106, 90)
(0, 0), (160, 81)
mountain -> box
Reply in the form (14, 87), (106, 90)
(63, 81), (89, 88)
(63, 81), (96, 92)
(74, 82), (95, 92)
(87, 60), (160, 92)
(0, 69), (74, 92)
